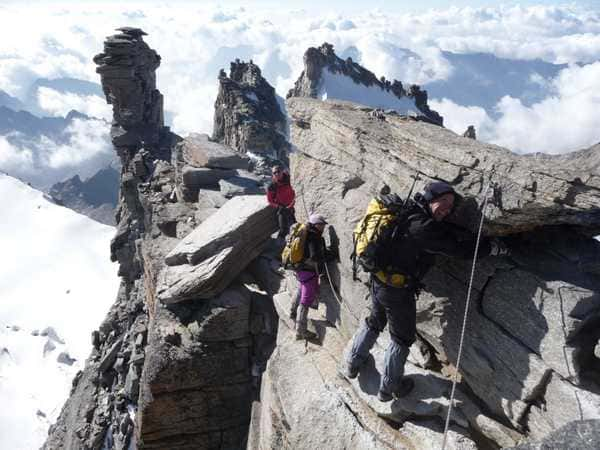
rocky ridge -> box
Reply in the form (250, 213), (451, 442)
(49, 164), (120, 225)
(287, 42), (443, 126)
(44, 29), (600, 450)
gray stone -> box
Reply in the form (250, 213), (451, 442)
(482, 270), (600, 380)
(124, 366), (140, 401)
(43, 339), (56, 356)
(158, 195), (277, 302)
(41, 326), (65, 344)
(508, 419), (600, 450)
(526, 373), (600, 440)
(99, 337), (123, 373)
(416, 266), (551, 427)
(182, 166), (236, 189)
(57, 352), (76, 366)
(197, 189), (227, 209)
(138, 285), (254, 449)
(219, 176), (263, 198)
(178, 133), (249, 169)
(186, 287), (251, 341)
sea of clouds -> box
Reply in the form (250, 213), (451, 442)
(0, 1), (599, 171)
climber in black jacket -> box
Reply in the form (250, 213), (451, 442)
(343, 181), (509, 402)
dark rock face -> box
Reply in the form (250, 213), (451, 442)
(212, 60), (288, 162)
(93, 27), (170, 163)
(50, 165), (120, 225)
(287, 42), (443, 126)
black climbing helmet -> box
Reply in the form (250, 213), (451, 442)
(422, 181), (455, 203)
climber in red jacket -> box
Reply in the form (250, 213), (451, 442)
(267, 165), (296, 240)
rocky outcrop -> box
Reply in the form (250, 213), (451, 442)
(287, 43), (443, 126)
(171, 132), (265, 202)
(158, 195), (277, 303)
(213, 60), (288, 162)
(50, 164), (120, 225)
(463, 125), (476, 139)
(45, 27), (177, 450)
(46, 29), (281, 450)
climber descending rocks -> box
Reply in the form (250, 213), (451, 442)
(281, 213), (338, 341)
(267, 165), (296, 240)
(343, 181), (509, 402)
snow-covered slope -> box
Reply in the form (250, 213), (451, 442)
(0, 173), (119, 450)
(319, 68), (420, 115)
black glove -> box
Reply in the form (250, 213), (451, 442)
(489, 238), (510, 256)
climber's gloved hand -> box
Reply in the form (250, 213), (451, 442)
(489, 238), (510, 257)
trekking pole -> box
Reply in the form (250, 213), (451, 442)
(441, 178), (493, 450)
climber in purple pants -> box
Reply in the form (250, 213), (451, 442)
(289, 213), (338, 340)
(297, 270), (320, 305)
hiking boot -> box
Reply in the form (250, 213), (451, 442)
(377, 378), (415, 402)
(295, 329), (318, 341)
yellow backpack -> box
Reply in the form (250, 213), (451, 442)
(281, 223), (308, 268)
(351, 194), (406, 277)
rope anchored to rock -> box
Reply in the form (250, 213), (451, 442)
(441, 177), (494, 450)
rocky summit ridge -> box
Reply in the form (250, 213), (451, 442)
(44, 28), (600, 450)
(287, 42), (443, 126)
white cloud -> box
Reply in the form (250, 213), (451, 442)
(0, 3), (598, 153)
(0, 136), (34, 173)
(428, 98), (493, 137)
(36, 87), (112, 121)
(0, 118), (113, 189)
(430, 62), (600, 154)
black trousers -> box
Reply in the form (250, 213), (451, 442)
(277, 206), (296, 238)
(366, 278), (417, 347)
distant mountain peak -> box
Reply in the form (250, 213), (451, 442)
(287, 42), (443, 126)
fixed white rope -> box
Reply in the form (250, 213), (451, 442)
(441, 180), (493, 450)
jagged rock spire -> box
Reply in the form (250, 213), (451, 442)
(212, 59), (288, 161)
(94, 27), (169, 161)
(287, 42), (443, 126)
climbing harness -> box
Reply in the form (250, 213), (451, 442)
(441, 179), (494, 450)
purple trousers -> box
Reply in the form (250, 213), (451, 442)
(296, 271), (319, 306)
